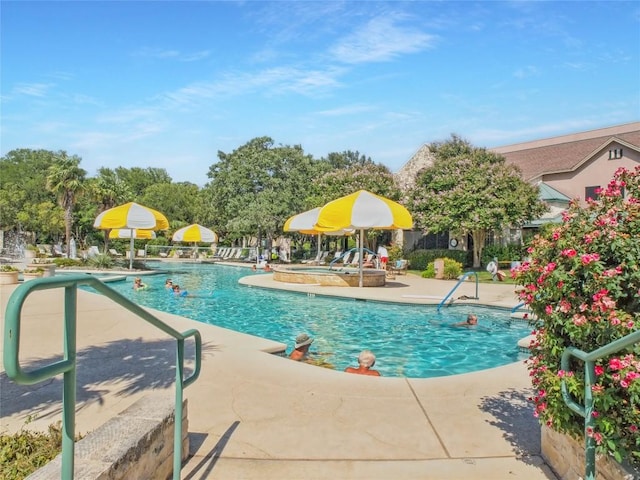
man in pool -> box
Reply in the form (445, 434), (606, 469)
(454, 313), (478, 327)
(289, 333), (313, 361)
(344, 350), (381, 376)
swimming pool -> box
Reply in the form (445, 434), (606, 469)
(101, 263), (531, 378)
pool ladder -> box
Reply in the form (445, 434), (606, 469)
(437, 271), (479, 312)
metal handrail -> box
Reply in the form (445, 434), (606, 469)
(437, 271), (479, 312)
(511, 301), (526, 313)
(560, 329), (640, 480)
(3, 274), (202, 480)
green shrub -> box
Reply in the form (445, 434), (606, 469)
(481, 243), (526, 266)
(53, 258), (83, 268)
(89, 254), (114, 269)
(387, 244), (404, 263)
(0, 422), (63, 479)
(421, 263), (436, 278)
(442, 258), (463, 279)
(514, 166), (640, 468)
(406, 249), (470, 270)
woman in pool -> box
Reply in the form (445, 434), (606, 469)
(133, 277), (147, 291)
(344, 350), (381, 376)
(164, 278), (173, 289)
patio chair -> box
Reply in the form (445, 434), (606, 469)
(346, 252), (360, 267)
(108, 248), (123, 257)
(390, 259), (409, 275)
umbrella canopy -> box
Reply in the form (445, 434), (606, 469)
(314, 190), (413, 286)
(109, 229), (156, 240)
(172, 224), (217, 243)
(94, 202), (169, 269)
(94, 202), (169, 230)
(284, 207), (354, 262)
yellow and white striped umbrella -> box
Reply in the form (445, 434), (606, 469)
(314, 190), (413, 287)
(94, 202), (168, 269)
(109, 229), (156, 240)
(94, 202), (169, 230)
(284, 207), (354, 261)
(314, 190), (412, 232)
(172, 224), (217, 243)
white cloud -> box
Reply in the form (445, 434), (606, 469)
(316, 104), (376, 116)
(330, 14), (436, 64)
(13, 82), (53, 97)
(132, 47), (211, 62)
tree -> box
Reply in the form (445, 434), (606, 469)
(46, 153), (86, 256)
(115, 167), (172, 198)
(409, 135), (546, 268)
(312, 162), (400, 205)
(0, 149), (59, 234)
(140, 182), (201, 228)
(204, 137), (321, 246)
(321, 150), (373, 169)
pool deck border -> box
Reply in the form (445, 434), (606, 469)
(0, 265), (558, 479)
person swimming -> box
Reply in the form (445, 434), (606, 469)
(133, 277), (147, 291)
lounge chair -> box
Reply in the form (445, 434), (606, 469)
(390, 259), (409, 275)
(302, 250), (328, 264)
(108, 248), (123, 257)
(346, 252), (360, 267)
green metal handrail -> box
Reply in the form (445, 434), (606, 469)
(3, 274), (202, 480)
(560, 329), (640, 480)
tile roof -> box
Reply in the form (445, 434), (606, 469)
(494, 125), (640, 181)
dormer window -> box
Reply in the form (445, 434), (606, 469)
(609, 148), (623, 159)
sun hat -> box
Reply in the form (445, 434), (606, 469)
(295, 333), (314, 349)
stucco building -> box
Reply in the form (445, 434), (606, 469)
(394, 121), (640, 251)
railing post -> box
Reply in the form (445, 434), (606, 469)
(584, 359), (596, 480)
(174, 338), (185, 480)
(62, 284), (77, 480)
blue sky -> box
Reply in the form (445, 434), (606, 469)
(2, 1), (639, 184)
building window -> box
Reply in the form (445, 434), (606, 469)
(609, 148), (623, 159)
(585, 186), (600, 201)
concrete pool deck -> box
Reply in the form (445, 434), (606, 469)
(0, 268), (558, 479)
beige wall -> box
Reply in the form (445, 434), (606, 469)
(540, 142), (640, 205)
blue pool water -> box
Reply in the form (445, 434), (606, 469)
(100, 263), (531, 378)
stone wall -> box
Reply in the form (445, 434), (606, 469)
(541, 426), (637, 480)
(27, 393), (189, 480)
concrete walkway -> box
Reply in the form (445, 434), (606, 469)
(0, 269), (557, 479)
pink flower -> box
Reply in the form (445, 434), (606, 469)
(545, 305), (553, 315)
(594, 366), (604, 376)
(581, 253), (600, 265)
(561, 248), (577, 257)
(609, 358), (623, 370)
(573, 314), (587, 326)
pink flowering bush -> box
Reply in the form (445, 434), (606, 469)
(514, 166), (640, 467)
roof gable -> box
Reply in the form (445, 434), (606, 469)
(497, 130), (640, 181)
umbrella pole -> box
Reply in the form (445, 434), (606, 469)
(129, 232), (134, 270)
(359, 229), (364, 288)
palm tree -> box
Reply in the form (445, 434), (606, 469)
(46, 153), (86, 257)
(89, 168), (133, 251)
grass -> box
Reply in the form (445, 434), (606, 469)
(405, 269), (517, 285)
